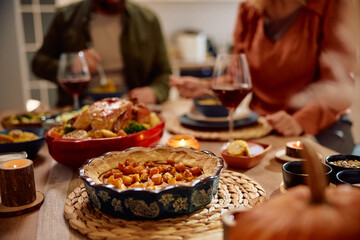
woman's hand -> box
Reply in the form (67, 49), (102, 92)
(265, 110), (303, 136)
(170, 75), (211, 98)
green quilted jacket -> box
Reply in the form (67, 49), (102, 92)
(32, 0), (171, 106)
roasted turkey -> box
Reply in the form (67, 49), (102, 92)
(72, 98), (150, 132)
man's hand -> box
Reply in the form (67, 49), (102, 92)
(128, 87), (157, 104)
(170, 75), (211, 98)
(82, 48), (101, 74)
(265, 110), (303, 136)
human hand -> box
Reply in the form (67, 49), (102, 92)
(265, 110), (303, 136)
(82, 48), (101, 74)
(170, 75), (211, 99)
(128, 87), (157, 104)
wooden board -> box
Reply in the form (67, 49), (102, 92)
(0, 191), (44, 218)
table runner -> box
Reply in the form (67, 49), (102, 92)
(36, 160), (74, 240)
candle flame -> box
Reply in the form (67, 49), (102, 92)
(13, 165), (17, 168)
(166, 135), (200, 150)
(179, 139), (186, 146)
(296, 141), (302, 148)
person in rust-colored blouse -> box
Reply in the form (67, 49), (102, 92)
(171, 0), (356, 154)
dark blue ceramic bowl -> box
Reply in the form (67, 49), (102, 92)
(88, 90), (126, 101)
(282, 161), (332, 189)
(0, 127), (46, 159)
(336, 169), (360, 187)
(193, 96), (228, 117)
(79, 145), (224, 220)
(326, 154), (360, 184)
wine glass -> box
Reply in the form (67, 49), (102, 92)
(211, 53), (252, 144)
(57, 51), (90, 110)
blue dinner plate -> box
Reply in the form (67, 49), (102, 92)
(179, 111), (259, 130)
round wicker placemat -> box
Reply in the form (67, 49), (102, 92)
(166, 117), (272, 141)
(64, 170), (266, 240)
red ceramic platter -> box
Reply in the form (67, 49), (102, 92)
(46, 120), (165, 168)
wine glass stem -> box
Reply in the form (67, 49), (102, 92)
(228, 108), (235, 142)
(73, 94), (80, 110)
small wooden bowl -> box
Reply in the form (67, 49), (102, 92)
(221, 141), (271, 169)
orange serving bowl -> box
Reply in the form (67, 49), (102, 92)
(221, 141), (271, 169)
(46, 119), (165, 168)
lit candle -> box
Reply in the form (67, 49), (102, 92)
(166, 135), (200, 150)
(0, 159), (36, 207)
(286, 141), (304, 159)
(3, 159), (29, 168)
(290, 141), (303, 149)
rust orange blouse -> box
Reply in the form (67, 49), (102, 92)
(233, 0), (354, 135)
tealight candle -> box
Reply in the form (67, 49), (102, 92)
(166, 135), (200, 150)
(285, 141), (304, 159)
(3, 159), (29, 168)
(0, 159), (36, 207)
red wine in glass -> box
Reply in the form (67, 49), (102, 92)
(212, 86), (251, 110)
(58, 77), (90, 96)
(211, 53), (252, 144)
(58, 51), (90, 109)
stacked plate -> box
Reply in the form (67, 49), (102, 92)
(179, 105), (259, 130)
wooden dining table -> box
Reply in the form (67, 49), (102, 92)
(0, 98), (337, 240)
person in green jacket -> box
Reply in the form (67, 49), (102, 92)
(32, 0), (171, 107)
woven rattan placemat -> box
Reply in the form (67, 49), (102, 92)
(64, 170), (266, 240)
(166, 117), (273, 141)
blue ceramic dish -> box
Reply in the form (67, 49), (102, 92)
(88, 90), (126, 101)
(79, 145), (224, 220)
(179, 111), (258, 130)
(193, 96), (228, 117)
(0, 127), (46, 159)
(326, 154), (360, 184)
(336, 169), (360, 187)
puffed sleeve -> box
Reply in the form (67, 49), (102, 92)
(292, 0), (355, 135)
(232, 2), (260, 54)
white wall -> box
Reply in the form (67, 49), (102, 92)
(352, 79), (360, 143)
(135, 1), (241, 54)
(0, 0), (28, 112)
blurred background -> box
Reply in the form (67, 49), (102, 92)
(0, 0), (359, 143)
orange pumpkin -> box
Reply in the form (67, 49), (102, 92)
(226, 140), (360, 240)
